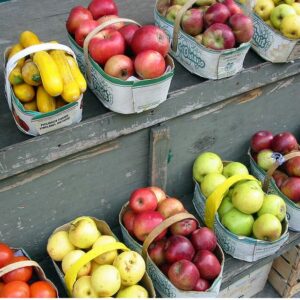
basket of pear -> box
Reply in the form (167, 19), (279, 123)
(4, 31), (86, 136)
(192, 152), (289, 262)
(252, 0), (300, 62)
(46, 216), (155, 298)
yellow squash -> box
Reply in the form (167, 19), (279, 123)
(8, 44), (25, 67)
(13, 83), (35, 102)
(56, 97), (67, 109)
(33, 51), (63, 97)
(9, 66), (23, 85)
(23, 100), (38, 111)
(19, 31), (40, 48)
(22, 60), (41, 86)
(50, 50), (81, 103)
(37, 86), (56, 113)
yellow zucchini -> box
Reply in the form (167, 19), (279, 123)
(23, 100), (38, 111)
(13, 83), (35, 102)
(33, 51), (63, 97)
(22, 60), (41, 86)
(37, 86), (56, 113)
(19, 31), (40, 48)
(9, 66), (23, 85)
(8, 44), (25, 67)
(65, 55), (87, 93)
(50, 50), (81, 102)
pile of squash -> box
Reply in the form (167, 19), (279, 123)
(7, 31), (86, 113)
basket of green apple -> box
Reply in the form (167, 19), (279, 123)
(119, 187), (225, 297)
(46, 216), (155, 298)
(251, 0), (300, 62)
(249, 130), (300, 231)
(192, 152), (289, 262)
(154, 0), (253, 79)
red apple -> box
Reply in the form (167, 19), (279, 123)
(119, 24), (140, 48)
(165, 235), (195, 263)
(157, 197), (185, 218)
(148, 239), (166, 266)
(190, 227), (217, 251)
(122, 209), (136, 235)
(223, 0), (243, 15)
(104, 54), (134, 80)
(271, 132), (298, 154)
(202, 23), (235, 50)
(281, 177), (300, 202)
(89, 29), (125, 65)
(133, 211), (167, 242)
(204, 3), (231, 27)
(168, 260), (200, 291)
(131, 25), (170, 57)
(170, 218), (198, 236)
(272, 170), (289, 188)
(134, 50), (166, 79)
(194, 278), (211, 291)
(129, 187), (158, 213)
(250, 130), (274, 153)
(66, 6), (93, 35)
(193, 250), (221, 280)
(286, 157), (300, 177)
(88, 0), (118, 19)
(97, 15), (124, 31)
(160, 263), (172, 276)
(75, 19), (99, 47)
(181, 9), (204, 36)
(229, 13), (253, 43)
(148, 186), (166, 203)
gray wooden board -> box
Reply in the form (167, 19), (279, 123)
(1, 0), (300, 180)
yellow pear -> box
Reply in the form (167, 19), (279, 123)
(280, 14), (300, 38)
(117, 285), (149, 298)
(92, 235), (118, 265)
(255, 0), (275, 20)
(62, 250), (91, 277)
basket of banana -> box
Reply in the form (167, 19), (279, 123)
(4, 31), (87, 136)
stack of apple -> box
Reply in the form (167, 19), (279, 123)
(251, 130), (300, 204)
(66, 0), (170, 80)
(193, 152), (287, 241)
(157, 0), (254, 50)
(47, 217), (149, 298)
(254, 0), (300, 39)
(122, 186), (222, 292)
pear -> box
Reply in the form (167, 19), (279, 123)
(116, 285), (149, 298)
(253, 214), (282, 241)
(92, 235), (118, 265)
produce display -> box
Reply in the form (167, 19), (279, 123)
(47, 216), (150, 298)
(66, 0), (171, 80)
(121, 186), (222, 292)
(0, 243), (57, 298)
(193, 152), (287, 241)
(156, 0), (254, 50)
(7, 31), (86, 113)
(254, 0), (300, 39)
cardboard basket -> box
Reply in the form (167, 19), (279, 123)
(251, 13), (300, 62)
(67, 18), (174, 114)
(120, 206), (224, 297)
(49, 217), (155, 298)
(154, 0), (251, 79)
(249, 149), (300, 231)
(192, 174), (289, 262)
(0, 248), (59, 297)
(4, 43), (83, 136)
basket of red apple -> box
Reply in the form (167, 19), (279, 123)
(192, 151), (289, 262)
(119, 187), (224, 297)
(46, 216), (155, 298)
(251, 0), (300, 62)
(0, 242), (58, 298)
(249, 130), (300, 231)
(155, 0), (253, 79)
(66, 0), (175, 114)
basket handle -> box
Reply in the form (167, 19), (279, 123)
(64, 242), (129, 296)
(83, 18), (141, 82)
(262, 151), (300, 192)
(142, 212), (198, 260)
(0, 260), (43, 277)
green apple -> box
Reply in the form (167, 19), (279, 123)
(254, 0), (275, 20)
(201, 173), (227, 197)
(116, 285), (148, 298)
(232, 180), (264, 214)
(218, 196), (234, 219)
(222, 162), (249, 178)
(280, 14), (300, 38)
(284, 0), (295, 5)
(270, 4), (296, 29)
(193, 152), (223, 183)
(257, 149), (276, 171)
(72, 276), (98, 298)
(62, 250), (91, 277)
(253, 213), (282, 241)
(292, 2), (300, 15)
(92, 235), (118, 265)
(258, 194), (286, 221)
(221, 208), (254, 236)
(166, 5), (182, 23)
